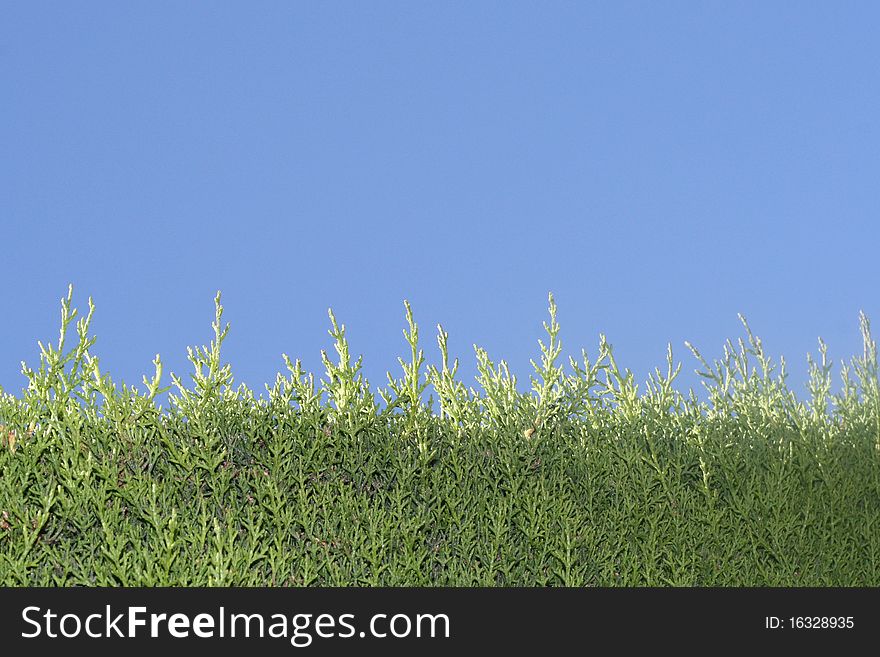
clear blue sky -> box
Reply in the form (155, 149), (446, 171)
(3, 2), (878, 410)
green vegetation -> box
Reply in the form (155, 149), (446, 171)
(1, 286), (878, 585)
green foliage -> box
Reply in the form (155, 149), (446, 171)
(1, 287), (878, 586)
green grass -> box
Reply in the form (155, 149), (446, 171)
(1, 286), (878, 585)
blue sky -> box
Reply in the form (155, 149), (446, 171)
(3, 2), (878, 410)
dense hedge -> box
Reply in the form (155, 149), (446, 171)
(1, 288), (878, 585)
